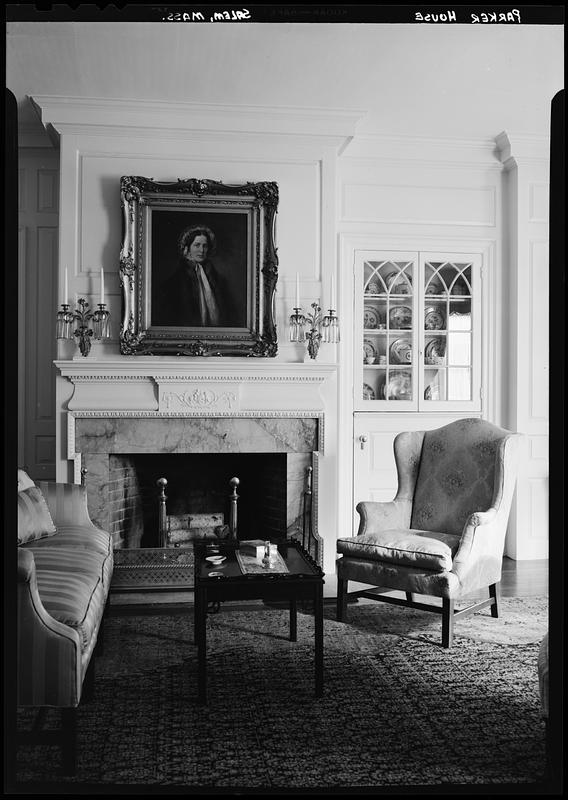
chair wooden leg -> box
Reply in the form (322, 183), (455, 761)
(442, 598), (455, 648)
(405, 592), (414, 603)
(61, 708), (77, 775)
(336, 577), (347, 621)
(489, 582), (500, 618)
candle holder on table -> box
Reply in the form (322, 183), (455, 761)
(56, 298), (111, 357)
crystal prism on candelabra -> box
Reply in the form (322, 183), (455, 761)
(289, 308), (306, 342)
(92, 304), (111, 340)
(322, 310), (340, 343)
(56, 305), (74, 340)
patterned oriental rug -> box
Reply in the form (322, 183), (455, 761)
(14, 596), (548, 791)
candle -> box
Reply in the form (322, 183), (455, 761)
(64, 267), (68, 306)
(100, 267), (105, 306)
(295, 272), (300, 309)
(330, 274), (336, 311)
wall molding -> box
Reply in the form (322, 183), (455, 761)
(30, 95), (365, 144)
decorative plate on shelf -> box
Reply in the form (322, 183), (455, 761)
(385, 272), (411, 295)
(389, 305), (412, 329)
(366, 280), (381, 294)
(424, 337), (446, 363)
(362, 383), (376, 401)
(385, 371), (412, 401)
(363, 339), (377, 360)
(425, 276), (444, 295)
(389, 338), (412, 364)
(424, 380), (441, 401)
(424, 306), (445, 330)
(363, 306), (381, 329)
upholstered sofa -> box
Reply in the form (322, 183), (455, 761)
(17, 469), (114, 773)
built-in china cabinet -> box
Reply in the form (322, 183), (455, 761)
(352, 248), (484, 522)
(354, 250), (482, 413)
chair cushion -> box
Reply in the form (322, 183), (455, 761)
(336, 529), (460, 571)
(17, 486), (57, 545)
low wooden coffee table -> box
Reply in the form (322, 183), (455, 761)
(111, 547), (194, 594)
(194, 540), (324, 704)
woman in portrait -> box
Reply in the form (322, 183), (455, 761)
(153, 225), (234, 327)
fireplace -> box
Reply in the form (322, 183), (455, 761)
(68, 412), (322, 563)
(109, 452), (288, 548)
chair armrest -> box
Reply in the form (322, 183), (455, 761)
(355, 498), (413, 536)
(452, 508), (506, 590)
(37, 481), (98, 529)
(17, 549), (82, 707)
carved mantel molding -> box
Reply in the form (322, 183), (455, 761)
(55, 359), (338, 413)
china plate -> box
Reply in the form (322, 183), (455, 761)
(206, 555), (226, 564)
(424, 306), (445, 330)
(366, 280), (381, 294)
(424, 337), (446, 363)
(425, 277), (444, 295)
(385, 272), (411, 295)
(363, 383), (376, 400)
(389, 306), (412, 329)
(385, 371), (412, 401)
(363, 306), (381, 329)
(389, 338), (412, 364)
(363, 339), (377, 360)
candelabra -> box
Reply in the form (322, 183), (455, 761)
(56, 298), (111, 357)
(289, 302), (339, 360)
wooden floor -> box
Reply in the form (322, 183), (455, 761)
(111, 556), (548, 611)
(498, 556), (549, 598)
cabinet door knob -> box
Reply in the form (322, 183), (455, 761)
(359, 435), (368, 450)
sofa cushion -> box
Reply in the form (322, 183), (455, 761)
(29, 547), (112, 649)
(23, 525), (113, 557)
(336, 529), (460, 571)
(28, 544), (113, 590)
(17, 486), (57, 545)
(18, 469), (36, 492)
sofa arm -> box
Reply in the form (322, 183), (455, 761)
(355, 498), (413, 536)
(17, 549), (82, 707)
(37, 481), (99, 530)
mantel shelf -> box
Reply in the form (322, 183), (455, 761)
(54, 359), (338, 384)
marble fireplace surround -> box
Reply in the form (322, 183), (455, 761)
(58, 360), (337, 566)
(70, 411), (321, 556)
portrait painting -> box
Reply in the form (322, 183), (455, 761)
(119, 177), (279, 357)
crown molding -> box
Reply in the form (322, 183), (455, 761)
(30, 95), (366, 143)
(495, 131), (550, 168)
(340, 132), (503, 169)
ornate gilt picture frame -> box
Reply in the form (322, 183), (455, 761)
(119, 177), (279, 356)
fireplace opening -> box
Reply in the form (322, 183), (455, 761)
(109, 453), (288, 548)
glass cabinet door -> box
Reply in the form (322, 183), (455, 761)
(357, 254), (417, 409)
(420, 254), (481, 410)
(355, 250), (481, 412)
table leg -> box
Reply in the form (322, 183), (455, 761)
(195, 586), (207, 704)
(289, 597), (297, 642)
(314, 583), (324, 698)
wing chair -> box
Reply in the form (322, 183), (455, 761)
(336, 418), (523, 647)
